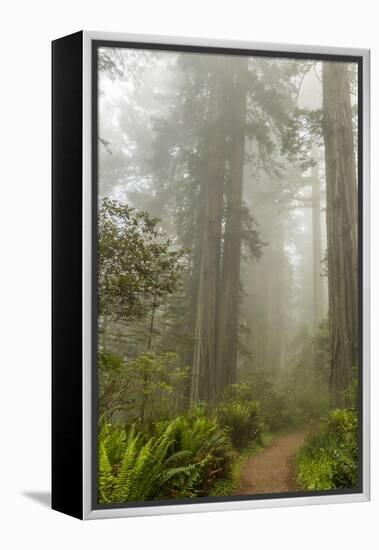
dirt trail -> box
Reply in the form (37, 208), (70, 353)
(236, 430), (307, 495)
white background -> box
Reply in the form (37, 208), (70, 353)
(1, 0), (377, 548)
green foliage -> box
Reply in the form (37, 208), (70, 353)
(340, 367), (358, 409)
(264, 320), (332, 430)
(98, 439), (116, 503)
(220, 379), (302, 433)
(209, 479), (235, 497)
(240, 205), (266, 261)
(98, 350), (189, 424)
(312, 318), (331, 388)
(98, 419), (199, 503)
(98, 423), (132, 503)
(98, 415), (235, 503)
(98, 351), (131, 422)
(261, 389), (300, 432)
(155, 415), (235, 497)
(231, 318), (331, 433)
(217, 400), (263, 450)
(221, 383), (256, 404)
(297, 409), (358, 490)
(98, 197), (187, 323)
(281, 107), (323, 170)
(126, 352), (188, 423)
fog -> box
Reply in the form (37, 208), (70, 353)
(96, 46), (359, 504)
(98, 50), (353, 382)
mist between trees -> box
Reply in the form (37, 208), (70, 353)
(97, 48), (359, 503)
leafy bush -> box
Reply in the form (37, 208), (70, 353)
(209, 478), (235, 496)
(241, 320), (330, 432)
(98, 350), (189, 424)
(98, 415), (235, 503)
(221, 383), (256, 404)
(340, 368), (358, 409)
(125, 351), (188, 423)
(259, 389), (298, 432)
(219, 379), (313, 433)
(220, 381), (287, 433)
(216, 400), (263, 450)
(98, 197), (186, 323)
(98, 420), (205, 503)
(98, 351), (129, 423)
(155, 415), (235, 496)
(98, 422), (128, 467)
(297, 408), (358, 490)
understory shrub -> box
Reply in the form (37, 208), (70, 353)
(216, 400), (263, 450)
(219, 379), (313, 433)
(155, 415), (235, 496)
(98, 350), (189, 424)
(297, 408), (358, 490)
(98, 415), (235, 503)
(98, 421), (185, 503)
(221, 383), (256, 404)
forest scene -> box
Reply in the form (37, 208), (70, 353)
(96, 46), (359, 505)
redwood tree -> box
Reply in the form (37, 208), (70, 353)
(322, 62), (358, 406)
(216, 57), (249, 392)
(190, 61), (226, 403)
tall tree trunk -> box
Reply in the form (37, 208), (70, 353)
(322, 62), (358, 406)
(183, 181), (205, 404)
(190, 67), (226, 404)
(140, 287), (159, 422)
(262, 226), (286, 372)
(311, 160), (324, 335)
(147, 286), (158, 353)
(216, 58), (248, 395)
(273, 229), (286, 371)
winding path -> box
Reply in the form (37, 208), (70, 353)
(236, 429), (307, 495)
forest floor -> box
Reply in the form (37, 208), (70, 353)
(235, 429), (308, 495)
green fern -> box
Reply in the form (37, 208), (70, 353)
(216, 400), (263, 450)
(98, 416), (235, 503)
(98, 441), (115, 503)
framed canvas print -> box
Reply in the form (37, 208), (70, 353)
(52, 31), (370, 519)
